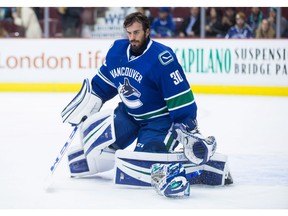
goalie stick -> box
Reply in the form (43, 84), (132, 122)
(43, 125), (79, 191)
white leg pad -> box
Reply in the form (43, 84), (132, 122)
(67, 109), (116, 177)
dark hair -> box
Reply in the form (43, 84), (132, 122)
(123, 12), (150, 32)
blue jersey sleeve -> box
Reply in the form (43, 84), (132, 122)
(90, 41), (121, 103)
(91, 63), (118, 103)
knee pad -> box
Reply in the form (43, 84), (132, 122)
(67, 109), (116, 177)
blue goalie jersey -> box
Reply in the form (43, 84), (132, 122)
(91, 39), (197, 125)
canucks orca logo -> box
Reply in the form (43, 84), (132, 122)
(118, 78), (143, 109)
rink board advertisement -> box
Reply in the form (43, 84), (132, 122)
(0, 39), (287, 95)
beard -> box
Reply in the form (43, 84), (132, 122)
(130, 36), (148, 54)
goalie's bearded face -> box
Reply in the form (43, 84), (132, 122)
(126, 21), (150, 53)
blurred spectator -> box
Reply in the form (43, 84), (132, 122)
(217, 7), (236, 38)
(12, 7), (42, 38)
(150, 7), (176, 37)
(179, 7), (200, 38)
(225, 12), (252, 39)
(121, 7), (137, 17)
(137, 7), (154, 25)
(255, 18), (275, 38)
(0, 7), (11, 20)
(58, 7), (83, 37)
(0, 22), (9, 38)
(267, 7), (288, 38)
(205, 7), (223, 38)
(247, 7), (266, 37)
(32, 7), (43, 20)
(94, 7), (108, 18)
(94, 7), (137, 39)
(120, 7), (137, 19)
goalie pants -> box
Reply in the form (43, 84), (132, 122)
(110, 102), (173, 153)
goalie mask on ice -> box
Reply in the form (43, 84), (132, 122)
(151, 163), (190, 198)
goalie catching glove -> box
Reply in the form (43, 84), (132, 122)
(151, 163), (190, 198)
(173, 122), (217, 166)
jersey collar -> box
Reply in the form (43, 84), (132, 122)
(127, 39), (153, 62)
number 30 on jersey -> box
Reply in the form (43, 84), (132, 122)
(170, 70), (183, 85)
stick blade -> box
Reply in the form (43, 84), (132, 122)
(43, 173), (54, 192)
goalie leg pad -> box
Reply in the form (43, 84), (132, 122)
(68, 145), (89, 176)
(114, 150), (202, 187)
(67, 109), (116, 177)
(114, 150), (232, 187)
(201, 153), (233, 186)
(81, 109), (116, 155)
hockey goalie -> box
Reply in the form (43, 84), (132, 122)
(60, 12), (233, 198)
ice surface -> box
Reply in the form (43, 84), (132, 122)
(0, 92), (287, 210)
